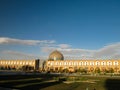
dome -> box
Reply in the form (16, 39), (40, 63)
(49, 50), (64, 60)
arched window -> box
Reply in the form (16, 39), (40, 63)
(90, 62), (94, 65)
(80, 61), (83, 65)
(96, 61), (100, 65)
(47, 62), (50, 65)
(64, 62), (66, 65)
(84, 61), (89, 66)
(20, 62), (22, 65)
(8, 61), (10, 64)
(109, 62), (112, 65)
(29, 62), (32, 65)
(26, 61), (28, 65)
(101, 61), (106, 65)
(69, 62), (71, 65)
(71, 62), (73, 65)
(17, 62), (19, 65)
(50, 62), (53, 66)
(11, 61), (13, 64)
(54, 62), (56, 65)
(1, 61), (3, 64)
(14, 61), (16, 64)
(5, 61), (7, 64)
(32, 61), (35, 65)
(23, 62), (25, 65)
(59, 62), (62, 65)
(74, 62), (77, 66)
(114, 61), (118, 65)
(65, 62), (68, 65)
(107, 61), (112, 65)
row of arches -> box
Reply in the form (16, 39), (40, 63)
(0, 61), (35, 65)
(47, 61), (119, 66)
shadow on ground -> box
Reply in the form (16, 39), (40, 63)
(105, 79), (120, 90)
(18, 81), (61, 90)
(0, 74), (62, 90)
(0, 80), (61, 90)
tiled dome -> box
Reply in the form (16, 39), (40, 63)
(49, 50), (64, 60)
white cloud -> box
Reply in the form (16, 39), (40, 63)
(41, 42), (120, 59)
(0, 37), (55, 46)
(0, 37), (120, 60)
(58, 44), (71, 49)
(92, 42), (120, 59)
(59, 48), (96, 59)
(41, 47), (56, 53)
(2, 50), (35, 57)
(0, 50), (38, 59)
(41, 43), (71, 53)
(93, 43), (120, 57)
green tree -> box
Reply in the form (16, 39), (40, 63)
(108, 68), (114, 73)
(95, 67), (101, 73)
(63, 68), (69, 73)
(21, 65), (34, 71)
(77, 67), (88, 74)
(58, 67), (63, 73)
(114, 67), (118, 73)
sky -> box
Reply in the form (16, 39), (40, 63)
(0, 0), (120, 60)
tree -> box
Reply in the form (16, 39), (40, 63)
(54, 67), (59, 72)
(82, 68), (88, 73)
(108, 68), (114, 73)
(76, 67), (87, 74)
(101, 67), (107, 74)
(7, 66), (11, 70)
(49, 68), (54, 72)
(90, 67), (94, 72)
(114, 67), (119, 73)
(95, 67), (101, 73)
(58, 67), (63, 73)
(21, 65), (34, 71)
(63, 68), (69, 73)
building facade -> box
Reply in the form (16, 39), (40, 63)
(0, 59), (39, 71)
(0, 50), (120, 73)
(45, 50), (120, 73)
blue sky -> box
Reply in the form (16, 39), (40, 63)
(0, 0), (120, 59)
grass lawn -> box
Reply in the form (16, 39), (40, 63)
(0, 74), (120, 90)
(42, 76), (120, 90)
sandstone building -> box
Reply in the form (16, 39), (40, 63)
(0, 59), (39, 71)
(0, 50), (120, 73)
(45, 50), (120, 73)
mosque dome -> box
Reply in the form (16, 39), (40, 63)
(49, 50), (64, 60)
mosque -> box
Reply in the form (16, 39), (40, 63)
(45, 50), (120, 73)
(0, 50), (120, 73)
